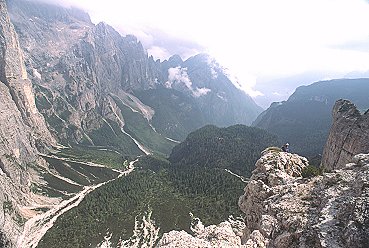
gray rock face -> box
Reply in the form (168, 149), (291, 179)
(0, 0), (55, 246)
(238, 150), (369, 248)
(321, 99), (369, 170)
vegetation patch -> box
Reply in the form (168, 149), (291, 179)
(87, 120), (144, 156)
(44, 157), (91, 185)
(53, 146), (129, 169)
(38, 124), (278, 248)
(41, 172), (83, 194)
(301, 165), (324, 178)
(3, 201), (13, 213)
(170, 125), (279, 177)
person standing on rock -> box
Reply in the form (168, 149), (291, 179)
(282, 143), (289, 152)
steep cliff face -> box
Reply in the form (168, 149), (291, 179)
(0, 0), (55, 148)
(321, 99), (369, 170)
(0, 0), (55, 245)
(238, 150), (369, 248)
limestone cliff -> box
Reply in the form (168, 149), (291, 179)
(0, 0), (55, 245)
(238, 150), (368, 248)
(321, 99), (369, 170)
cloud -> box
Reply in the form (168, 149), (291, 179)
(133, 29), (205, 61)
(332, 37), (369, 53)
(166, 67), (211, 97)
(147, 46), (171, 61)
(193, 87), (211, 97)
(220, 66), (263, 98)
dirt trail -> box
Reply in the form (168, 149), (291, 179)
(17, 159), (137, 248)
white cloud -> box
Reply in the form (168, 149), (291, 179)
(166, 67), (211, 97)
(147, 46), (170, 61)
(221, 67), (264, 98)
(193, 87), (211, 97)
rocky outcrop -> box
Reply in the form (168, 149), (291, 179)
(157, 217), (246, 248)
(321, 99), (369, 170)
(238, 149), (369, 248)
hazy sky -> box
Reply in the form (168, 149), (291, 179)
(37, 0), (369, 106)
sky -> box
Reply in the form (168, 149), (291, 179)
(38, 0), (369, 108)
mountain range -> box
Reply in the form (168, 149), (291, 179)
(0, 0), (368, 247)
(7, 0), (262, 156)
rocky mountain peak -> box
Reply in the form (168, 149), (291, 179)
(333, 98), (361, 119)
(167, 54), (183, 66)
(157, 218), (246, 247)
(0, 1), (27, 81)
(321, 99), (369, 170)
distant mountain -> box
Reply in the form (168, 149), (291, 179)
(7, 0), (262, 155)
(253, 78), (369, 160)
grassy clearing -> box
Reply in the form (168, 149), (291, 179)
(54, 146), (129, 169)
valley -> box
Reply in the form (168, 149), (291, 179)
(37, 125), (278, 247)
